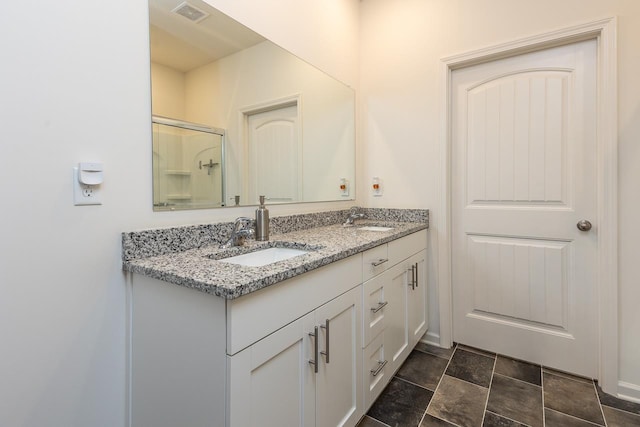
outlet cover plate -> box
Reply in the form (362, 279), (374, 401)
(73, 167), (102, 205)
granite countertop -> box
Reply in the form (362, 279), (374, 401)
(123, 219), (427, 300)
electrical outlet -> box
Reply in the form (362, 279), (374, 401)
(372, 176), (383, 197)
(339, 178), (349, 197)
(74, 167), (102, 205)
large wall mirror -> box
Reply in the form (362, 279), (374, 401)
(149, 0), (356, 210)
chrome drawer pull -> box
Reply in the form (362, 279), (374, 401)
(371, 301), (388, 313)
(371, 258), (388, 267)
(371, 360), (388, 376)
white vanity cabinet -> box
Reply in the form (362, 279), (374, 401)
(130, 228), (427, 427)
(227, 285), (362, 427)
(132, 254), (362, 427)
(361, 230), (428, 409)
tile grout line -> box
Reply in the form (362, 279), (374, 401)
(418, 343), (461, 426)
(479, 351), (498, 427)
(364, 414), (393, 427)
(592, 380), (609, 426)
(485, 410), (533, 427)
(457, 345), (497, 360)
(442, 374), (498, 389)
(595, 382), (640, 418)
(492, 371), (543, 388)
(394, 375), (435, 392)
(543, 373), (607, 426)
(545, 408), (606, 426)
(600, 403), (640, 418)
(542, 365), (546, 427)
(542, 366), (593, 385)
(439, 373), (492, 393)
(413, 345), (456, 362)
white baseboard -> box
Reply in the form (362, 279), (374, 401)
(618, 381), (640, 403)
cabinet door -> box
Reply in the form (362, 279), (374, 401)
(407, 250), (428, 347)
(385, 261), (411, 374)
(227, 312), (316, 427)
(315, 287), (362, 427)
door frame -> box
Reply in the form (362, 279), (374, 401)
(437, 18), (618, 394)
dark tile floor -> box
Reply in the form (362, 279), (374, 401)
(357, 342), (640, 427)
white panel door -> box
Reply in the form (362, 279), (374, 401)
(451, 40), (598, 377)
(247, 105), (301, 204)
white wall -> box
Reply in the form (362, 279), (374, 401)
(360, 0), (640, 397)
(205, 0), (360, 88)
(0, 0), (359, 426)
(150, 62), (186, 119)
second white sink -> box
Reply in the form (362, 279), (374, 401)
(218, 247), (309, 267)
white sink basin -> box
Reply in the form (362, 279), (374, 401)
(358, 226), (394, 232)
(218, 247), (309, 267)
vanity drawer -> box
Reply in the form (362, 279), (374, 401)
(362, 272), (388, 346)
(362, 244), (389, 282)
(364, 331), (390, 410)
(226, 254), (362, 355)
(388, 229), (427, 265)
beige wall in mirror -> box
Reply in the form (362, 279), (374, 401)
(149, 0), (356, 210)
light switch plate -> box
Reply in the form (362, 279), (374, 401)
(73, 167), (102, 205)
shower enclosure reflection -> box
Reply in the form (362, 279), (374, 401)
(152, 116), (226, 210)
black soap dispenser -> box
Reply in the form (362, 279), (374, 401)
(255, 195), (269, 241)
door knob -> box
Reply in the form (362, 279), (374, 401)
(577, 220), (592, 231)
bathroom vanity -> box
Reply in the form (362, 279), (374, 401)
(123, 209), (428, 427)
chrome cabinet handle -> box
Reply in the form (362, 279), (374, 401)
(320, 319), (330, 364)
(371, 360), (388, 376)
(371, 258), (388, 267)
(409, 265), (416, 290)
(308, 326), (319, 373)
(371, 301), (388, 313)
(577, 220), (592, 231)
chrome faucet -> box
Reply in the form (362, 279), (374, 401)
(342, 207), (366, 227)
(220, 217), (255, 248)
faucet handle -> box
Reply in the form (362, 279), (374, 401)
(234, 216), (253, 229)
(236, 227), (255, 246)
